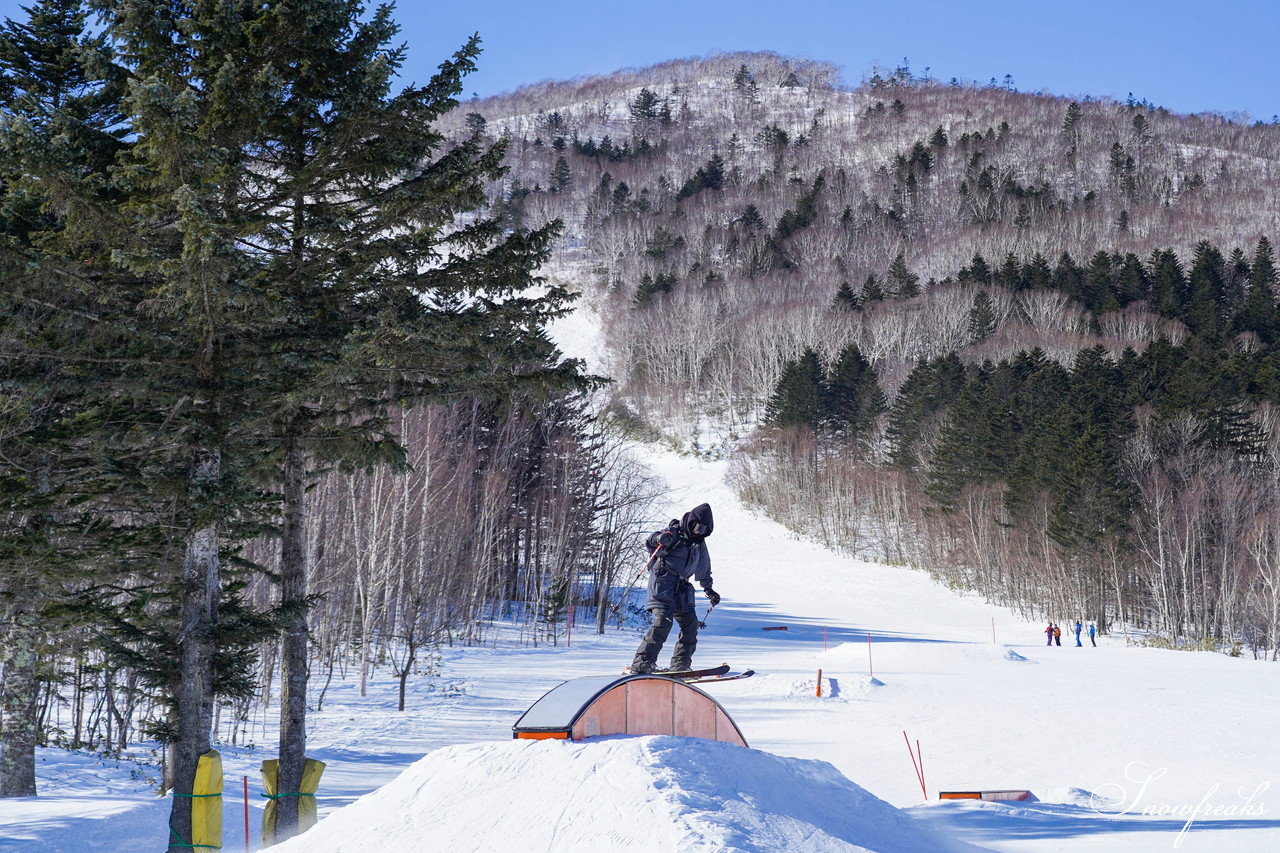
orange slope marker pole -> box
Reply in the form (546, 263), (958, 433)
(816, 668), (822, 697)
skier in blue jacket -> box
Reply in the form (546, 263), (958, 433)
(630, 503), (720, 674)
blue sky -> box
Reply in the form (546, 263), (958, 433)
(395, 0), (1278, 121)
(4, 0), (1275, 120)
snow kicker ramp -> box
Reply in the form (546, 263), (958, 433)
(512, 673), (748, 745)
(269, 736), (982, 853)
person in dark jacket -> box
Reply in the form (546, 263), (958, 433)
(630, 503), (720, 674)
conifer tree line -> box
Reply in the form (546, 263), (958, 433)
(735, 237), (1280, 658)
(0, 1), (663, 846)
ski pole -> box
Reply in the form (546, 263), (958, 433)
(609, 538), (670, 616)
(698, 603), (715, 629)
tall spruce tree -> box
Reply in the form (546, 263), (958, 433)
(1184, 241), (1228, 340)
(822, 343), (886, 446)
(0, 0), (126, 798)
(764, 348), (825, 429)
(235, 7), (580, 838)
(967, 290), (998, 343)
(1235, 236), (1279, 342)
(7, 3), (579, 847)
(886, 251), (920, 298)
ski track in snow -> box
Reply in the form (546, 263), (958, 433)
(3, 292), (1280, 851)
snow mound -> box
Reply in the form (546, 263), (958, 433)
(1035, 786), (1115, 808)
(270, 736), (982, 853)
(1004, 649), (1033, 663)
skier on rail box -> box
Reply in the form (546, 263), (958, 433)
(630, 503), (721, 674)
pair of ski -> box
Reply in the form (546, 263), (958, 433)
(626, 663), (754, 684)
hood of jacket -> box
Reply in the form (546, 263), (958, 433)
(682, 503), (714, 543)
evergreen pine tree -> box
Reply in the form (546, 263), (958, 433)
(1084, 251), (1120, 314)
(886, 353), (966, 469)
(0, 0), (127, 798)
(5, 4), (581, 844)
(1148, 248), (1188, 318)
(1113, 253), (1149, 306)
(860, 274), (886, 304)
(823, 343), (887, 446)
(764, 349), (825, 429)
(996, 253), (1024, 290)
(958, 253), (993, 285)
(926, 368), (994, 509)
(1025, 253), (1053, 290)
(1052, 252), (1086, 304)
(1235, 236), (1278, 342)
(967, 290), (998, 343)
(832, 280), (861, 311)
(1046, 347), (1135, 554)
(887, 251), (921, 297)
(1184, 240), (1228, 340)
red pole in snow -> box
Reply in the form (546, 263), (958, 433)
(823, 625), (827, 651)
(903, 731), (927, 800)
(917, 739), (926, 800)
(992, 616), (997, 644)
(243, 775), (250, 852)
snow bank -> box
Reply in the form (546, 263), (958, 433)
(270, 736), (981, 853)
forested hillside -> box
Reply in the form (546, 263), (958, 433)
(449, 52), (1280, 654)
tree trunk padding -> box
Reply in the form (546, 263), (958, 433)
(169, 749), (222, 850)
(260, 757), (325, 846)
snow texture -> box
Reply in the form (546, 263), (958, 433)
(268, 736), (981, 853)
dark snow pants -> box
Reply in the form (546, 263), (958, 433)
(632, 604), (699, 671)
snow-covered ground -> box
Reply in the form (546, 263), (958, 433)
(4, 448), (1279, 852)
(4, 291), (1279, 852)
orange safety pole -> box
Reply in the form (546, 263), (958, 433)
(816, 668), (822, 697)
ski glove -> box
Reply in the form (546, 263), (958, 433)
(704, 587), (721, 606)
(656, 521), (681, 550)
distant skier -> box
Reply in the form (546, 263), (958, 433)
(1053, 624), (1062, 646)
(630, 503), (720, 674)
(1089, 623), (1097, 647)
(1044, 623), (1053, 646)
(1075, 621), (1083, 647)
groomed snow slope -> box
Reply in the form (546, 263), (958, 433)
(268, 736), (982, 853)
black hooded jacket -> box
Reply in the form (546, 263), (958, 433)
(643, 503), (714, 611)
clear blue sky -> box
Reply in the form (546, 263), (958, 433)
(4, 0), (1276, 121)
(394, 0), (1279, 121)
